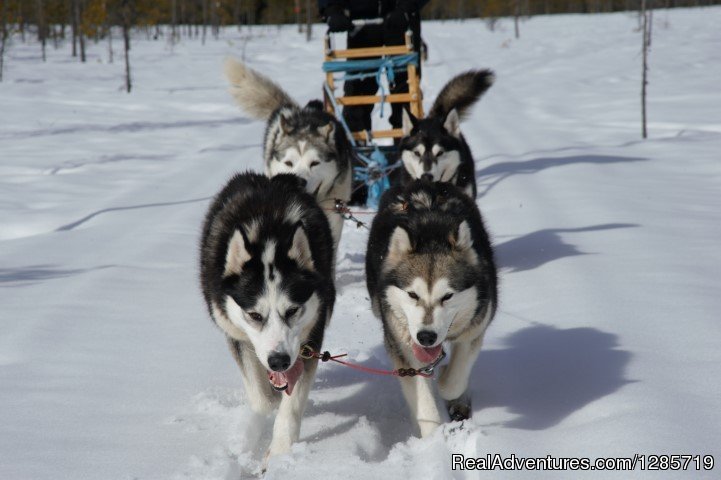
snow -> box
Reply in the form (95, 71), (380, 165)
(2, 7), (721, 479)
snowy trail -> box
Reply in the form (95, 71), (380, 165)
(2, 8), (721, 480)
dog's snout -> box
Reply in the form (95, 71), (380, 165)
(416, 330), (437, 347)
(420, 173), (434, 182)
(267, 352), (291, 372)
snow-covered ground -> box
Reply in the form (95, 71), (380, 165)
(2, 8), (720, 479)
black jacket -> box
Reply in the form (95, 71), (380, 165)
(318, 0), (428, 19)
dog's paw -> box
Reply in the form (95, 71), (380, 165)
(446, 392), (472, 422)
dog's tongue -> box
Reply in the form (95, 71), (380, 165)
(412, 344), (443, 363)
(268, 358), (305, 396)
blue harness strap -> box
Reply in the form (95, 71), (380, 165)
(323, 53), (419, 117)
(323, 53), (417, 208)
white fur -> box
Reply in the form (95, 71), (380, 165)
(222, 240), (320, 372)
(224, 230), (251, 277)
(401, 145), (461, 183)
(443, 109), (462, 138)
(393, 358), (443, 437)
(386, 278), (478, 348)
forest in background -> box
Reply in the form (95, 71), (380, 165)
(1, 0), (719, 37)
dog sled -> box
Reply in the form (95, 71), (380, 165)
(322, 19), (424, 207)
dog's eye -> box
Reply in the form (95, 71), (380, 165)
(441, 293), (454, 303)
(407, 291), (419, 300)
(285, 307), (299, 319)
(436, 150), (444, 156)
(413, 151), (421, 157)
(247, 312), (263, 323)
(284, 161), (293, 167)
(310, 161), (320, 167)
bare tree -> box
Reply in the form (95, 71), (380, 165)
(171, 0), (178, 43)
(0, 0), (8, 82)
(513, 0), (521, 39)
(641, 0), (649, 138)
(74, 0), (86, 62)
(36, 0), (47, 61)
(122, 0), (132, 93)
(305, 0), (312, 42)
(71, 0), (78, 57)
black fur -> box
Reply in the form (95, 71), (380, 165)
(264, 101), (352, 181)
(399, 115), (477, 197)
(398, 69), (495, 198)
(366, 180), (498, 356)
(200, 172), (335, 350)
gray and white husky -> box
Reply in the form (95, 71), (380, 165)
(224, 58), (352, 254)
(366, 180), (497, 436)
(200, 172), (335, 460)
(400, 70), (495, 198)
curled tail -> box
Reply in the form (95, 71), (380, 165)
(224, 57), (298, 120)
(428, 69), (495, 120)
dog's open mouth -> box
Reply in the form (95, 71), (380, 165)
(411, 343), (443, 364)
(267, 357), (305, 396)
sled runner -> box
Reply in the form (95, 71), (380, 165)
(322, 19), (424, 208)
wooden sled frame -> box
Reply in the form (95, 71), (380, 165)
(323, 30), (424, 143)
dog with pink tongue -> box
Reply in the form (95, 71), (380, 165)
(200, 172), (335, 464)
(366, 180), (498, 437)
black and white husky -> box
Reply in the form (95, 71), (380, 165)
(366, 180), (497, 436)
(200, 172), (335, 460)
(400, 70), (495, 198)
(224, 58), (352, 254)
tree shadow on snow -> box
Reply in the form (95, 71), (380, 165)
(55, 197), (212, 231)
(0, 264), (114, 287)
(476, 154), (647, 198)
(473, 324), (633, 430)
(495, 223), (638, 273)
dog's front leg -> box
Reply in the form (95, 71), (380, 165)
(266, 360), (318, 459)
(437, 334), (485, 420)
(395, 360), (443, 437)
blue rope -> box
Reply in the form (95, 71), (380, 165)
(353, 149), (402, 209)
(323, 53), (418, 118)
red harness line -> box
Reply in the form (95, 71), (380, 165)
(300, 344), (438, 378)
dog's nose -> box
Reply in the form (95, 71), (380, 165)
(267, 352), (291, 372)
(416, 330), (437, 347)
(420, 173), (434, 182)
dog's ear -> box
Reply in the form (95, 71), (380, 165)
(450, 221), (478, 265)
(443, 108), (461, 138)
(288, 223), (314, 271)
(450, 221), (473, 251)
(279, 109), (293, 134)
(387, 226), (413, 266)
(224, 227), (252, 276)
(402, 109), (417, 136)
(318, 121), (335, 142)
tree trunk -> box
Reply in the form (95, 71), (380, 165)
(305, 0), (312, 41)
(202, 0), (208, 45)
(171, 0), (177, 43)
(71, 0), (78, 57)
(122, 0), (132, 93)
(514, 0), (520, 39)
(36, 0), (47, 62)
(75, 0), (86, 62)
(641, 0), (648, 139)
(0, 0), (8, 82)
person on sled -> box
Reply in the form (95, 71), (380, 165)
(318, 0), (429, 134)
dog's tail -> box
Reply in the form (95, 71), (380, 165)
(428, 69), (495, 121)
(224, 57), (298, 119)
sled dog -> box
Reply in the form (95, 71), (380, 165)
(400, 70), (494, 198)
(224, 58), (352, 254)
(200, 172), (335, 460)
(366, 180), (497, 436)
